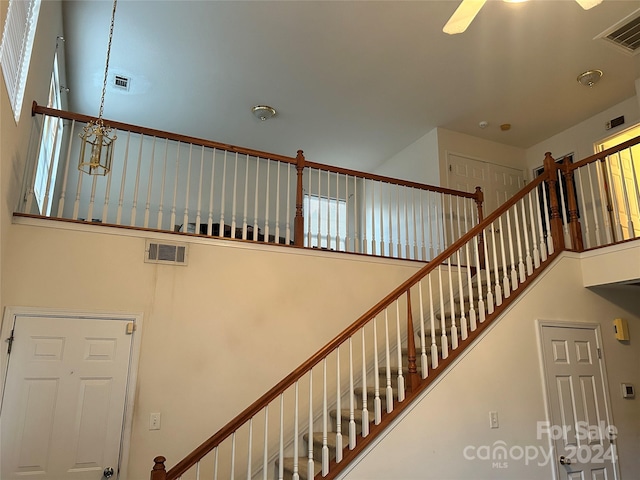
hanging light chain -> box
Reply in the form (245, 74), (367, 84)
(98, 0), (118, 121)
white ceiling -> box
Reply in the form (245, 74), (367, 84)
(60, 0), (640, 171)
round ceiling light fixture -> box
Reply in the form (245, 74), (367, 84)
(577, 70), (603, 87)
(252, 105), (277, 121)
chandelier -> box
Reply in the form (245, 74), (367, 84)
(78, 0), (118, 175)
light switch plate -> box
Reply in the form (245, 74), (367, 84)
(489, 411), (499, 429)
(150, 412), (161, 430)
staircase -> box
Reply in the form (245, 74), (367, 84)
(150, 143), (640, 480)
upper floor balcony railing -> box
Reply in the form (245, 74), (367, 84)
(18, 102), (485, 262)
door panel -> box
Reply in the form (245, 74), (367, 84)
(540, 325), (616, 480)
(1, 315), (132, 480)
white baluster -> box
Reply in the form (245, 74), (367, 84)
(520, 196), (533, 275)
(243, 154), (250, 240)
(498, 215), (511, 298)
(348, 337), (356, 449)
(418, 280), (428, 377)
(157, 138), (169, 230)
(615, 152), (635, 239)
(463, 203), (477, 329)
(275, 161), (281, 243)
(455, 247), (467, 340)
(285, 163), (291, 245)
(264, 159), (271, 242)
(412, 189), (419, 259)
(219, 151), (227, 237)
(388, 181), (393, 257)
(379, 181), (385, 255)
(262, 406), (268, 480)
(246, 418), (252, 480)
(293, 384), (299, 480)
(116, 132), (131, 225)
(557, 169), (571, 246)
(395, 300), (405, 402)
(438, 265), (448, 359)
(193, 146), (204, 233)
(131, 134), (145, 227)
(370, 180), (376, 255)
(325, 169), (330, 248)
(322, 358), (329, 475)
(361, 328), (369, 436)
(308, 371), (314, 480)
(472, 228), (485, 323)
(195, 461), (200, 480)
(419, 190), (427, 260)
(428, 275), (438, 368)
(505, 208), (518, 290)
(595, 159), (613, 245)
(335, 348), (343, 462)
(527, 190), (540, 268)
(57, 119), (76, 217)
(86, 175), (98, 223)
(143, 137), (156, 228)
(362, 179), (368, 254)
(278, 394), (284, 480)
(101, 133), (115, 222)
(446, 258), (459, 349)
(353, 178), (359, 253)
(396, 186), (401, 257)
(482, 228), (494, 315)
(513, 204), (526, 282)
(629, 149), (640, 237)
(535, 187), (548, 262)
(404, 188), (410, 258)
(254, 157), (260, 240)
(384, 309), (393, 412)
(169, 141), (180, 232)
(181, 143), (193, 230)
(490, 222), (503, 306)
(213, 447), (219, 480)
(307, 169), (312, 247)
(230, 431), (236, 480)
(317, 169), (322, 247)
(427, 192), (434, 259)
(230, 153), (238, 236)
(586, 163), (601, 247)
(373, 316), (381, 423)
(207, 149), (216, 235)
(576, 168), (591, 249)
(541, 180), (553, 255)
(336, 172), (342, 250)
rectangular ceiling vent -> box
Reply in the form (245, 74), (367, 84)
(114, 74), (131, 90)
(596, 8), (640, 56)
(145, 240), (188, 266)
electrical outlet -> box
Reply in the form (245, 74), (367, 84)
(150, 412), (161, 430)
(489, 411), (499, 429)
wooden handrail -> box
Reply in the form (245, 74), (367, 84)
(566, 134), (640, 171)
(32, 101), (481, 203)
(161, 170), (549, 480)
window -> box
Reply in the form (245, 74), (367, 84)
(303, 194), (347, 250)
(33, 51), (63, 215)
(0, 0), (41, 122)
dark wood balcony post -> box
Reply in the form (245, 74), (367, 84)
(544, 152), (565, 253)
(405, 289), (420, 394)
(474, 186), (485, 269)
(562, 157), (584, 251)
(294, 150), (305, 247)
(150, 456), (167, 480)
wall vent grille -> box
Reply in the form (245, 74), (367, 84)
(145, 240), (188, 265)
(596, 9), (640, 56)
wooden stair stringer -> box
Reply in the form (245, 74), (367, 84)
(316, 248), (561, 480)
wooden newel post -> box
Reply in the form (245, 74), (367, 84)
(150, 456), (167, 480)
(405, 289), (420, 394)
(474, 186), (485, 269)
(562, 156), (584, 251)
(543, 152), (565, 253)
(294, 150), (305, 247)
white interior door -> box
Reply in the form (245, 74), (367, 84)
(1, 315), (134, 480)
(539, 323), (618, 480)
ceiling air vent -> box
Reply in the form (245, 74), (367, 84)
(596, 9), (640, 56)
(145, 240), (188, 265)
(114, 74), (131, 90)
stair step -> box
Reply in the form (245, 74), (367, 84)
(279, 457), (321, 480)
(304, 432), (340, 462)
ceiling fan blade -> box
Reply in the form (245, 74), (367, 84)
(443, 0), (487, 35)
(574, 0), (603, 9)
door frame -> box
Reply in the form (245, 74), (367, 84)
(0, 306), (143, 480)
(536, 320), (620, 480)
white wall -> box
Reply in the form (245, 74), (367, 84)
(341, 253), (640, 480)
(374, 129), (440, 186)
(526, 96), (640, 175)
(2, 219), (424, 479)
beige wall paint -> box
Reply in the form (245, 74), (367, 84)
(342, 253), (640, 480)
(3, 220), (423, 479)
(581, 241), (640, 287)
(525, 96), (640, 175)
(373, 128), (440, 186)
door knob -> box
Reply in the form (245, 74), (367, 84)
(559, 456), (571, 465)
(103, 467), (115, 478)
